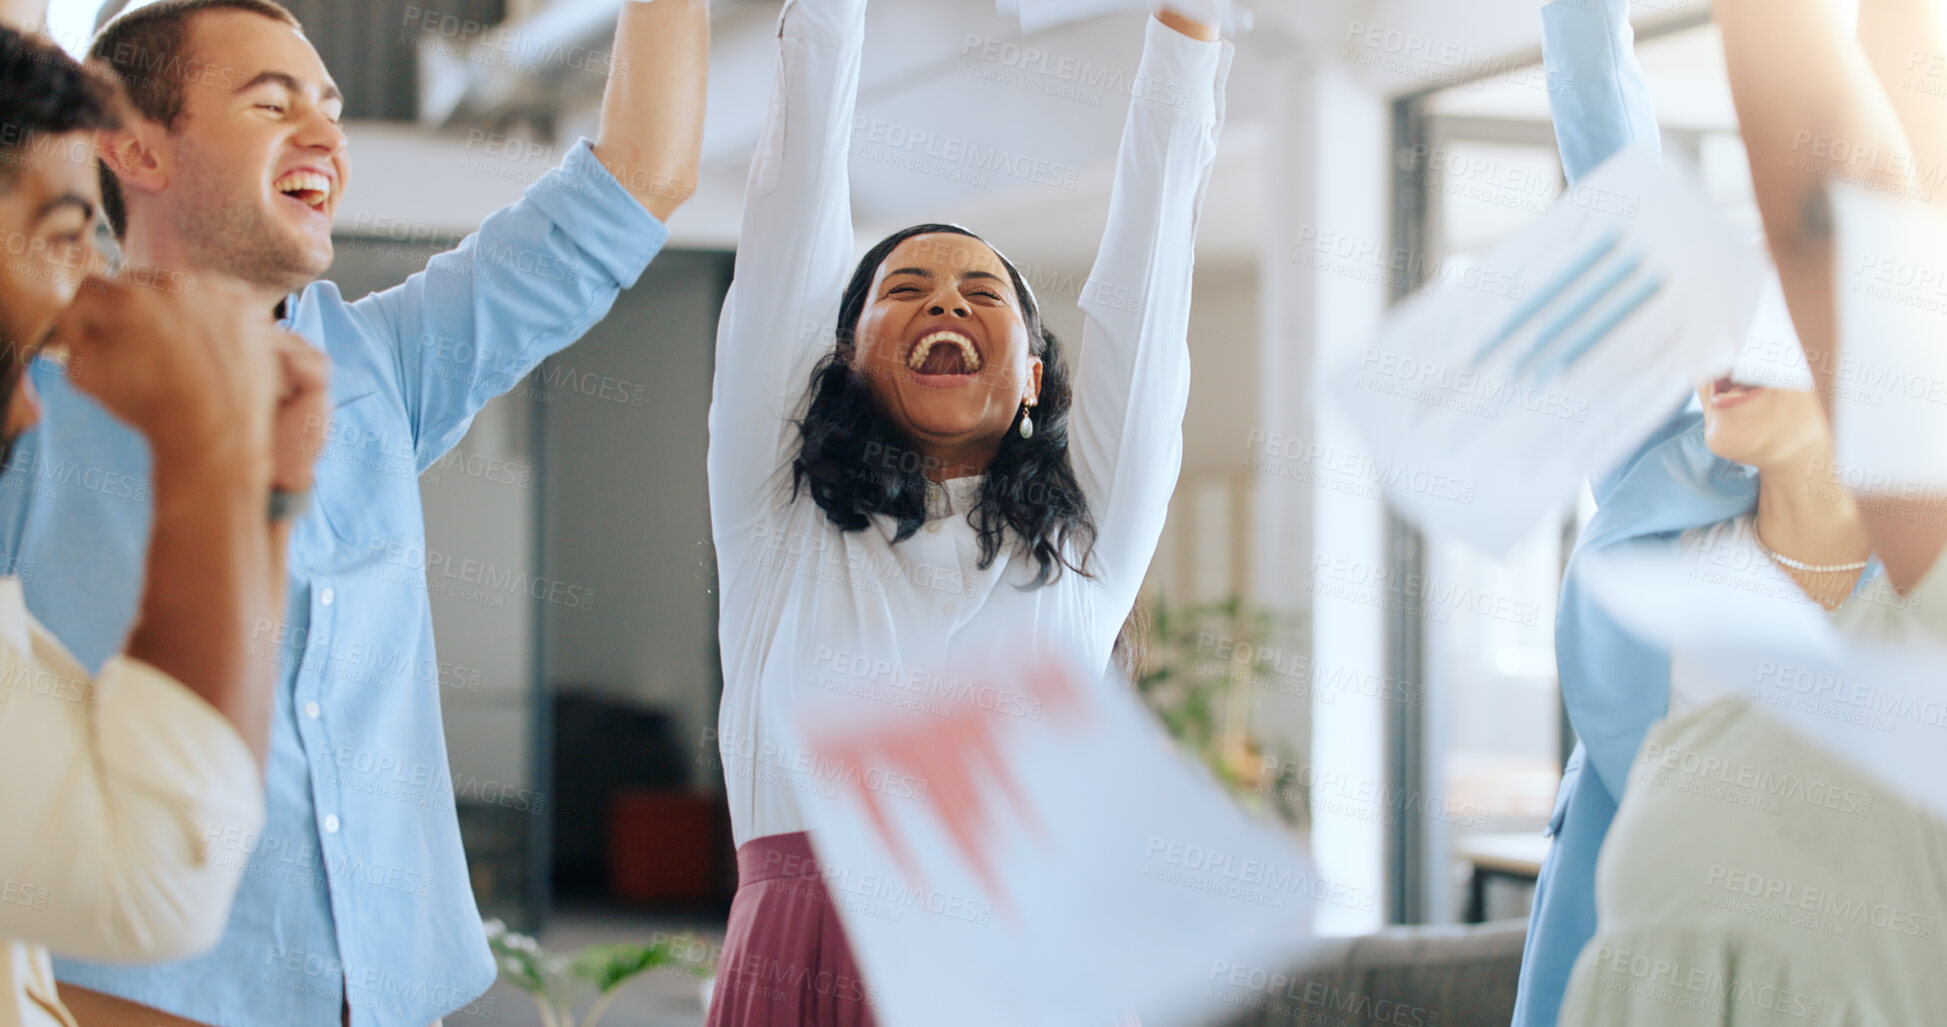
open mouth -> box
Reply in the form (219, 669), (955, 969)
(906, 330), (983, 378)
(273, 168), (333, 212)
(1707, 374), (1764, 410)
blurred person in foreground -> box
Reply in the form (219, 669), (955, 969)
(1510, 0), (1893, 1023)
(1716, 0), (1947, 629)
(1540, 1), (1947, 1022)
(0, 0), (710, 1024)
(0, 24), (328, 1027)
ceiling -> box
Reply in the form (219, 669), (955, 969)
(340, 0), (1728, 269)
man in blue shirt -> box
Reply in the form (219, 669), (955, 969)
(13, 1), (708, 1025)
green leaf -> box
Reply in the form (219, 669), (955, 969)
(572, 942), (674, 994)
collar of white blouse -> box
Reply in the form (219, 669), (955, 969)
(924, 475), (986, 522)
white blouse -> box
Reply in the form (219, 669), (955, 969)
(707, 0), (1231, 846)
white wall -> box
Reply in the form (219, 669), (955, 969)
(1270, 57), (1394, 935)
(1143, 259), (1260, 605)
(539, 251), (730, 784)
(424, 395), (542, 793)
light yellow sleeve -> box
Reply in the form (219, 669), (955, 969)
(0, 627), (263, 963)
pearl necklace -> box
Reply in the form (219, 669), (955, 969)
(1753, 531), (1869, 574)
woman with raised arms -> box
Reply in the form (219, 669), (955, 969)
(1513, 2), (1894, 1023)
(703, 0), (1230, 1023)
(1536, 0), (1947, 1022)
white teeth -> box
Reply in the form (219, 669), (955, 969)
(906, 330), (982, 373)
(274, 170), (332, 206)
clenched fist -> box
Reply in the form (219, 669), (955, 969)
(55, 276), (293, 480)
(270, 334), (331, 495)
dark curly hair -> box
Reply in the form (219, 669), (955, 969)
(0, 25), (118, 182)
(790, 223), (1097, 588)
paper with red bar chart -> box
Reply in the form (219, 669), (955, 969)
(1326, 146), (1761, 557)
(779, 648), (1330, 1027)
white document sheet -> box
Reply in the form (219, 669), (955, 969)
(1579, 544), (1947, 825)
(784, 651), (1326, 1027)
(1325, 147), (1761, 556)
(1831, 183), (1947, 492)
(999, 0), (1144, 34)
(1000, 0), (1249, 35)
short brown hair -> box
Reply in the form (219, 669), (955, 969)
(87, 0), (303, 236)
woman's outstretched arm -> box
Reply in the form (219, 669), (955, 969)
(708, 0), (869, 537)
(1067, 10), (1229, 612)
(1716, 0), (1947, 589)
(1540, 0), (1676, 505)
(1850, 0), (1947, 588)
(1857, 0), (1947, 181)
(1541, 0), (1660, 185)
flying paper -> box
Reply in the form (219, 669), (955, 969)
(1729, 263), (1816, 391)
(999, 0), (1249, 35)
(999, 0), (1139, 34)
(784, 650), (1326, 1027)
(1578, 543), (1947, 825)
(1326, 147), (1761, 556)
(1830, 183), (1947, 492)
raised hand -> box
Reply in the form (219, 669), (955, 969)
(269, 333), (331, 496)
(56, 275), (284, 480)
(1153, 3), (1220, 40)
(53, 273), (293, 763)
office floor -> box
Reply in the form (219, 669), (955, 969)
(447, 905), (726, 1027)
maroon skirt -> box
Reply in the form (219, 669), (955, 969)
(706, 831), (880, 1027)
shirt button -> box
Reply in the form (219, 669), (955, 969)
(942, 603), (957, 616)
(925, 521), (942, 535)
(303, 701), (321, 719)
(319, 587), (335, 606)
(323, 815), (340, 834)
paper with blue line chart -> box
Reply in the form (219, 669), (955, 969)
(1327, 146), (1761, 557)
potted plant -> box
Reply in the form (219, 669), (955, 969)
(1128, 593), (1311, 828)
(483, 918), (717, 1027)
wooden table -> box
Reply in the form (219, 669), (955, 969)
(1455, 832), (1552, 923)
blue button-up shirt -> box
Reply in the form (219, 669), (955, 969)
(0, 138), (664, 1027)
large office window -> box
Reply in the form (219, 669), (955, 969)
(1389, 14), (1757, 924)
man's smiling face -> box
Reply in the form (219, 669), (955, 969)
(137, 8), (347, 292)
